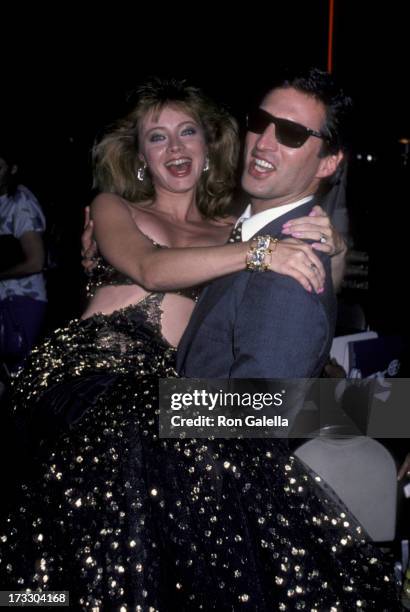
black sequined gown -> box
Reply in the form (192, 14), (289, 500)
(0, 254), (400, 611)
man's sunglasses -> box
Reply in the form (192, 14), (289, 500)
(246, 108), (327, 149)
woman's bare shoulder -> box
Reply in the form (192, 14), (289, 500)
(90, 192), (125, 208)
(91, 194), (151, 213)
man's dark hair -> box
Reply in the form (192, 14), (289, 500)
(271, 67), (353, 157)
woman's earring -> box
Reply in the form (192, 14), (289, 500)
(203, 157), (210, 173)
(137, 162), (147, 182)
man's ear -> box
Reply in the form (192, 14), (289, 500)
(10, 164), (18, 176)
(316, 151), (344, 179)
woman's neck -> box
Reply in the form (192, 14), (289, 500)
(149, 187), (202, 223)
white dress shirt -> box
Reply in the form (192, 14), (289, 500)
(237, 196), (314, 241)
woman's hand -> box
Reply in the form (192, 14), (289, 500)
(81, 206), (99, 274)
(281, 205), (347, 256)
(268, 238), (325, 294)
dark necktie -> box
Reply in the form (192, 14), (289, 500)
(228, 220), (243, 243)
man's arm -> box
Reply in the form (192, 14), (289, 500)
(0, 231), (45, 280)
(230, 272), (329, 378)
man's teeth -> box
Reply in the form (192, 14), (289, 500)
(254, 158), (274, 170)
(166, 158), (190, 167)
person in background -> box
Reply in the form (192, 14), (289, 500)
(0, 147), (47, 373)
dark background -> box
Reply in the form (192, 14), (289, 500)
(1, 1), (409, 333)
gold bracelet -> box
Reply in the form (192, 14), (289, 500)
(246, 236), (278, 271)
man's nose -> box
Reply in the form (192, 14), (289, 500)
(255, 124), (279, 151)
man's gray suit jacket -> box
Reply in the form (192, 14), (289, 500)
(177, 199), (336, 379)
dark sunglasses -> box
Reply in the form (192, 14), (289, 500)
(247, 108), (327, 148)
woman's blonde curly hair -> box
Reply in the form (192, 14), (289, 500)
(92, 78), (239, 219)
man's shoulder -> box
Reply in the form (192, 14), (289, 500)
(244, 269), (315, 299)
(240, 267), (335, 324)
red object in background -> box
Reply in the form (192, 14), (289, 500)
(328, 0), (335, 73)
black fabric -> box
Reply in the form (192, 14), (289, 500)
(0, 290), (400, 610)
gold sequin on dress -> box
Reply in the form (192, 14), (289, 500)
(0, 257), (400, 610)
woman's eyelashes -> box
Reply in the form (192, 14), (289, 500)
(149, 132), (166, 143)
(148, 126), (198, 143)
(181, 126), (197, 136)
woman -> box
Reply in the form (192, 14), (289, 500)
(0, 79), (397, 610)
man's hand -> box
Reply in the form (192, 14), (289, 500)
(81, 206), (99, 273)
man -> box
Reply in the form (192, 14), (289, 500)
(177, 68), (351, 378)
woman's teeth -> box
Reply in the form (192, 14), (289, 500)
(166, 158), (191, 167)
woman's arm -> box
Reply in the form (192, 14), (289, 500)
(90, 194), (326, 293)
(281, 205), (348, 292)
